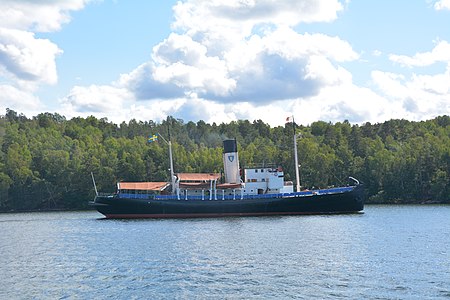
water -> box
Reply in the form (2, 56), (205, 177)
(1, 205), (449, 299)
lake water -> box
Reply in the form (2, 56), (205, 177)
(1, 205), (449, 299)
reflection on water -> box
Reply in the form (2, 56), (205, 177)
(0, 206), (449, 299)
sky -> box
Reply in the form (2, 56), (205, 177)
(1, 0), (450, 127)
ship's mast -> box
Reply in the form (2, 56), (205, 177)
(157, 132), (176, 194)
(292, 116), (301, 192)
(168, 140), (175, 193)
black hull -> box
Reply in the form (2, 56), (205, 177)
(91, 185), (365, 219)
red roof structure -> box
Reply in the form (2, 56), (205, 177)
(176, 173), (221, 189)
(177, 173), (221, 181)
(118, 182), (169, 191)
(216, 182), (242, 189)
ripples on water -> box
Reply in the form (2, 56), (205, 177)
(1, 205), (449, 299)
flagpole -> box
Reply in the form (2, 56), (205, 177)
(292, 116), (301, 192)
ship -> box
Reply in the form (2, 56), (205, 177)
(90, 137), (365, 218)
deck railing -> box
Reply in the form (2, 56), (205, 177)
(109, 186), (356, 201)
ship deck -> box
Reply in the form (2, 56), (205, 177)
(115, 186), (355, 201)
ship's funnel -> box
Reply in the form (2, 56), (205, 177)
(223, 139), (240, 184)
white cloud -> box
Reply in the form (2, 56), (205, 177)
(172, 0), (345, 60)
(165, 80), (398, 127)
(434, 0), (450, 10)
(371, 68), (450, 121)
(7, 0), (442, 128)
(0, 0), (91, 118)
(59, 84), (190, 124)
(0, 84), (43, 114)
(369, 40), (450, 121)
(171, 97), (293, 126)
(263, 28), (358, 62)
(287, 82), (397, 125)
(0, 0), (90, 32)
(389, 40), (450, 67)
(371, 71), (409, 99)
(123, 25), (358, 105)
(53, 1), (449, 127)
(61, 85), (131, 113)
(411, 67), (450, 95)
(0, 28), (61, 85)
(173, 0), (343, 32)
(57, 0), (379, 125)
(372, 50), (382, 57)
(152, 33), (236, 97)
(118, 62), (186, 100)
(0, 1), (90, 84)
(0, 0), (90, 84)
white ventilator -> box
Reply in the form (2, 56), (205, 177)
(223, 139), (240, 184)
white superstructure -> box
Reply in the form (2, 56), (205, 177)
(242, 166), (293, 195)
(172, 140), (294, 200)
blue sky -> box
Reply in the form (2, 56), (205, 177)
(37, 1), (176, 95)
(1, 0), (449, 126)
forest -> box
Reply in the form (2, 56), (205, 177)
(0, 108), (449, 212)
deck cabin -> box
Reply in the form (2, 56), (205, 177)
(117, 182), (170, 199)
(243, 166), (293, 195)
(175, 173), (243, 200)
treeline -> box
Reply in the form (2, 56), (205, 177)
(0, 109), (449, 211)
